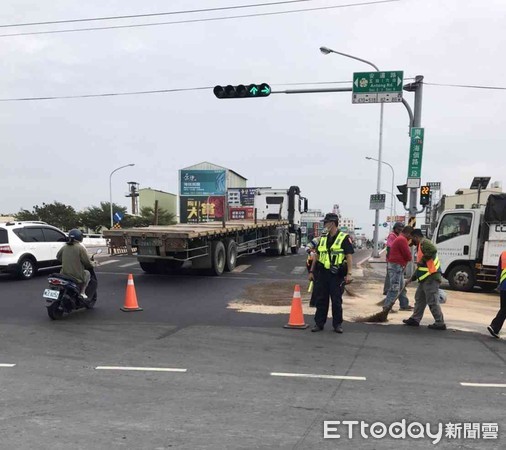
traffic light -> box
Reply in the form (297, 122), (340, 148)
(420, 185), (431, 206)
(396, 184), (408, 205)
(213, 83), (271, 99)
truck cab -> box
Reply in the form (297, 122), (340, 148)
(434, 199), (506, 291)
(254, 186), (308, 254)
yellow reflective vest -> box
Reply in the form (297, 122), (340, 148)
(317, 232), (348, 269)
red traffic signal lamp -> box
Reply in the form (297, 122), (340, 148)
(420, 185), (431, 206)
(213, 83), (271, 99)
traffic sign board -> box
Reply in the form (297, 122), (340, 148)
(383, 222), (388, 228)
(369, 193), (386, 210)
(426, 181), (441, 190)
(352, 71), (403, 104)
(407, 127), (425, 179)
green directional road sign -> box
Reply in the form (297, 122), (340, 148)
(352, 71), (403, 104)
(407, 127), (425, 180)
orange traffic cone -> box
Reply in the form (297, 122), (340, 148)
(284, 284), (308, 329)
(120, 274), (143, 312)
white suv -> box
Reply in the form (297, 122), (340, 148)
(0, 221), (68, 280)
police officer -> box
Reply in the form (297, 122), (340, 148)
(308, 213), (354, 333)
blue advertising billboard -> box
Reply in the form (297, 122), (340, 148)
(180, 170), (226, 196)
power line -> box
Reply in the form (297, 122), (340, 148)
(0, 78), (418, 102)
(0, 0), (317, 28)
(424, 81), (506, 91)
(0, 0), (400, 38)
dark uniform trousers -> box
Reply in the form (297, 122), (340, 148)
(314, 268), (344, 329)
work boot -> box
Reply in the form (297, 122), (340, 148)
(79, 293), (88, 300)
(403, 318), (419, 327)
(428, 323), (447, 331)
(311, 325), (323, 332)
(487, 326), (500, 339)
(400, 306), (414, 311)
(334, 326), (343, 334)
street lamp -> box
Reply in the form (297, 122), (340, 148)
(320, 46), (383, 257)
(109, 164), (135, 228)
(366, 156), (396, 229)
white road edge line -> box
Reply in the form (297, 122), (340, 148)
(460, 382), (506, 388)
(0, 364), (16, 368)
(271, 372), (366, 381)
(95, 366), (187, 372)
(232, 265), (251, 273)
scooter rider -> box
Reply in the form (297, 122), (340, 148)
(56, 229), (94, 299)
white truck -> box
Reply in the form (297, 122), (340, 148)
(103, 186), (307, 276)
(433, 193), (506, 291)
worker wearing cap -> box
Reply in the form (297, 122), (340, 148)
(309, 213), (354, 333)
(383, 222), (405, 295)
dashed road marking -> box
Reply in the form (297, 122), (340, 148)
(460, 382), (506, 388)
(232, 265), (251, 273)
(291, 266), (306, 275)
(0, 364), (16, 368)
(267, 266), (277, 271)
(119, 262), (139, 268)
(97, 259), (120, 266)
(271, 372), (366, 381)
(95, 366), (187, 373)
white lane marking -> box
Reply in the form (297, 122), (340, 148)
(267, 266), (277, 271)
(96, 366), (187, 373)
(232, 265), (251, 273)
(291, 266), (306, 275)
(97, 259), (120, 266)
(357, 254), (372, 267)
(0, 364), (16, 368)
(460, 382), (506, 388)
(265, 259), (272, 262)
(271, 372), (366, 381)
(119, 262), (139, 268)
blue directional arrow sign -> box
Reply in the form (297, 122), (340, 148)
(114, 212), (124, 223)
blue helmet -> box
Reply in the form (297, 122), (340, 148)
(68, 229), (83, 243)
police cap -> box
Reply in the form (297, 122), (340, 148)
(323, 213), (339, 224)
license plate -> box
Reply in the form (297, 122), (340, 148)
(43, 289), (60, 300)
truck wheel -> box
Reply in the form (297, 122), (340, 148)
(448, 265), (475, 292)
(281, 233), (289, 256)
(266, 231), (283, 256)
(210, 241), (226, 276)
(290, 234), (300, 254)
(139, 262), (157, 274)
(224, 239), (237, 272)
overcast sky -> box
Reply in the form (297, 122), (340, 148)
(1, 0), (505, 236)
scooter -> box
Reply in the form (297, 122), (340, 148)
(43, 249), (102, 320)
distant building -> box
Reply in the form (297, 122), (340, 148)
(340, 217), (355, 232)
(139, 188), (177, 217)
(444, 184), (502, 210)
(301, 209), (324, 244)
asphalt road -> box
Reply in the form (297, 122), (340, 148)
(0, 248), (504, 449)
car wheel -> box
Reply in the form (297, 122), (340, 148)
(17, 257), (37, 280)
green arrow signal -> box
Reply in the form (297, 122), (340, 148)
(261, 85), (270, 95)
(249, 86), (258, 96)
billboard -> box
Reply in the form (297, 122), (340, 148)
(180, 196), (225, 223)
(229, 207), (255, 220)
(228, 187), (266, 207)
(180, 170), (226, 196)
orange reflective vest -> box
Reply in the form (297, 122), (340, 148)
(415, 242), (441, 281)
(500, 251), (506, 285)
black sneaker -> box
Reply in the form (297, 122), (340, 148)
(403, 318), (419, 327)
(334, 326), (343, 334)
(487, 326), (500, 339)
(428, 323), (447, 331)
(311, 325), (324, 332)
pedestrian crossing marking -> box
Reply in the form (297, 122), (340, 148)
(291, 266), (306, 275)
(119, 262), (139, 268)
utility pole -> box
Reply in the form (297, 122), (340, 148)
(403, 75), (424, 228)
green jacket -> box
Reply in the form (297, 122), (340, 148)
(56, 243), (93, 283)
(411, 238), (442, 283)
